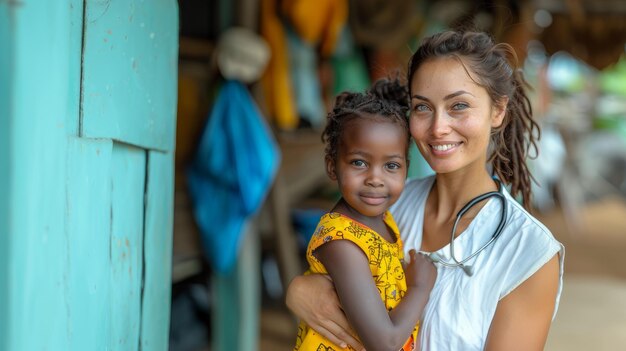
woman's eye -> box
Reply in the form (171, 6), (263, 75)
(451, 102), (469, 110)
(413, 104), (430, 112)
(351, 160), (366, 167)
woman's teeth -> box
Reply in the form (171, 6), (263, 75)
(432, 143), (458, 151)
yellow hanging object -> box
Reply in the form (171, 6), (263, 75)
(281, 0), (348, 57)
(260, 0), (299, 130)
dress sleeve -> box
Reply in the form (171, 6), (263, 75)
(305, 213), (371, 274)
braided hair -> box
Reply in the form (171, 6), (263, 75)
(407, 31), (540, 210)
(322, 78), (411, 165)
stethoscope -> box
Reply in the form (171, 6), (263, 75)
(421, 180), (507, 277)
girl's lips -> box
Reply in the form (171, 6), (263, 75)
(360, 195), (387, 206)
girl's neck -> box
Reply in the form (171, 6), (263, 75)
(332, 199), (383, 226)
(429, 167), (498, 223)
(331, 199), (393, 242)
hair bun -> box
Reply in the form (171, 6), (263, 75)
(368, 78), (409, 110)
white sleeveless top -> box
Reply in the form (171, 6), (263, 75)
(390, 176), (564, 351)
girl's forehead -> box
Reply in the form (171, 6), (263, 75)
(343, 114), (406, 132)
(341, 117), (408, 144)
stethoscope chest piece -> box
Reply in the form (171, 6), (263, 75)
(425, 252), (475, 277)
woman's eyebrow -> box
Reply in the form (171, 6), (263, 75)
(411, 94), (429, 101)
(444, 90), (474, 100)
(411, 90), (474, 102)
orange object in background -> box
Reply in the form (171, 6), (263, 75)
(260, 0), (299, 130)
(281, 0), (348, 57)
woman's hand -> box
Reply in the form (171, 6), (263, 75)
(285, 274), (364, 350)
(405, 250), (437, 293)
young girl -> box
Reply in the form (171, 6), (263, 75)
(294, 79), (437, 351)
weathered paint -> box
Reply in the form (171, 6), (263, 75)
(65, 138), (114, 349)
(81, 0), (179, 151)
(8, 2), (78, 348)
(0, 1), (178, 350)
(0, 2), (13, 349)
(110, 143), (146, 348)
(141, 150), (175, 349)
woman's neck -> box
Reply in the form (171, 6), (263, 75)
(429, 167), (498, 223)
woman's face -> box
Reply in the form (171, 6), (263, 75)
(409, 57), (505, 175)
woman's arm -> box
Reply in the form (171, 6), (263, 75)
(485, 254), (560, 351)
(285, 274), (364, 350)
(315, 241), (436, 351)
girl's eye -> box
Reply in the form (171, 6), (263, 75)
(451, 102), (469, 111)
(351, 160), (366, 167)
(386, 162), (401, 170)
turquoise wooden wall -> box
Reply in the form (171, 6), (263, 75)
(0, 1), (178, 350)
(0, 1), (12, 346)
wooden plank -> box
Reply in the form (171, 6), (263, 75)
(81, 0), (179, 151)
(109, 143), (146, 349)
(140, 150), (174, 350)
(2, 2), (178, 350)
(66, 0), (85, 136)
(1, 1), (83, 349)
(65, 137), (114, 349)
(0, 3), (12, 348)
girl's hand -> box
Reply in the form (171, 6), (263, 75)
(285, 274), (364, 350)
(404, 250), (437, 293)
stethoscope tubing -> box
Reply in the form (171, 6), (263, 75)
(422, 181), (508, 276)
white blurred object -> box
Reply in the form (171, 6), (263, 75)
(574, 131), (626, 198)
(531, 124), (567, 211)
(216, 27), (271, 83)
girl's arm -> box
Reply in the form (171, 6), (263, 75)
(484, 254), (560, 351)
(315, 240), (436, 351)
(286, 274), (363, 350)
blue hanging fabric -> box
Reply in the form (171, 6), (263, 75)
(187, 80), (281, 274)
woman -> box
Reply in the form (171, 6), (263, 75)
(286, 30), (564, 351)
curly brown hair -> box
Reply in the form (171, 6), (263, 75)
(407, 30), (540, 210)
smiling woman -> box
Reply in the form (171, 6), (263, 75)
(286, 30), (564, 351)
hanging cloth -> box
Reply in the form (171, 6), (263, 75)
(260, 0), (299, 130)
(187, 80), (281, 274)
(280, 0), (348, 57)
(285, 27), (325, 128)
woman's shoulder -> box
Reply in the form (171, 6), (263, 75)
(494, 192), (564, 301)
(502, 193), (558, 244)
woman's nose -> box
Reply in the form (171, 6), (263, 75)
(430, 112), (452, 137)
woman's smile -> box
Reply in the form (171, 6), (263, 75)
(429, 142), (462, 154)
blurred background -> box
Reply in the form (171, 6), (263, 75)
(172, 0), (626, 350)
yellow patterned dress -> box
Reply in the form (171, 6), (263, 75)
(294, 211), (417, 351)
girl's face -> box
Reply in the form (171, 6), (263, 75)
(327, 116), (408, 218)
(409, 57), (505, 175)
